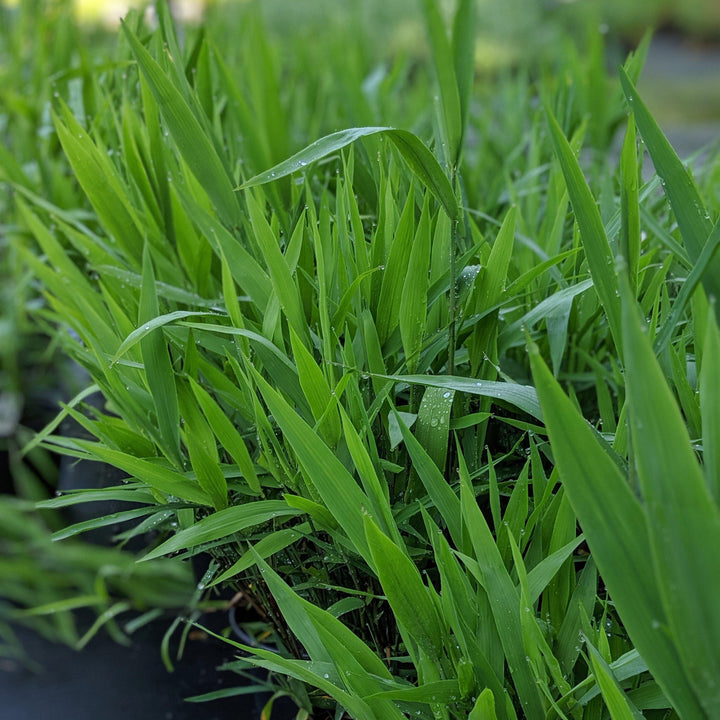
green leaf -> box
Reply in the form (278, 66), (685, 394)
(210, 524), (309, 586)
(139, 245), (181, 466)
(458, 454), (544, 718)
(52, 101), (144, 263)
(239, 127), (458, 220)
(585, 639), (644, 720)
(620, 114), (640, 293)
(701, 305), (720, 503)
(110, 310), (211, 365)
(399, 194), (432, 371)
(289, 326), (341, 446)
(530, 342), (706, 719)
(121, 22), (240, 226)
(376, 188), (416, 343)
(620, 68), (720, 310)
(141, 501), (301, 561)
(246, 193), (309, 344)
(367, 680), (460, 703)
(253, 372), (373, 563)
(452, 0), (477, 146)
(394, 409), (462, 548)
(380, 373), (542, 420)
(364, 513), (443, 660)
(419, 0), (462, 163)
(414, 386), (454, 475)
(469, 688), (497, 720)
(189, 378), (261, 495)
(526, 535), (585, 605)
(50, 506), (161, 541)
(72, 441), (211, 506)
(184, 440), (227, 512)
(546, 106), (622, 350)
(621, 277), (720, 717)
(652, 220), (720, 354)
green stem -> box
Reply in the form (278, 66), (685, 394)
(448, 168), (459, 377)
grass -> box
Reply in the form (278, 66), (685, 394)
(2, 0), (720, 718)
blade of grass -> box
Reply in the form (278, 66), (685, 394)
(419, 0), (462, 165)
(141, 501), (302, 561)
(252, 371), (373, 564)
(399, 194), (432, 372)
(139, 244), (181, 466)
(620, 115), (640, 293)
(700, 304), (720, 503)
(379, 373), (542, 421)
(621, 275), (720, 717)
(71, 440), (211, 506)
(364, 513), (443, 660)
(458, 451), (544, 718)
(620, 68), (720, 312)
(239, 127), (458, 221)
(530, 342), (706, 720)
(546, 106), (622, 351)
(121, 22), (240, 227)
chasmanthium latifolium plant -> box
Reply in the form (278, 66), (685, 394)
(9, 0), (720, 718)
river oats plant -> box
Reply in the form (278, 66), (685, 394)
(6, 0), (720, 718)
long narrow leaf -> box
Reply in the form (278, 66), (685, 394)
(240, 127), (458, 220)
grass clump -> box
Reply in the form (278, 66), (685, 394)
(4, 1), (720, 719)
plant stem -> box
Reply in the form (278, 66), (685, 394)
(448, 168), (459, 377)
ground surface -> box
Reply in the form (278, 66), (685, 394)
(0, 611), (269, 720)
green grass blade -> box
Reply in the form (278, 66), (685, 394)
(364, 513), (443, 660)
(530, 343), (707, 720)
(546, 106), (622, 350)
(419, 0), (462, 164)
(240, 127), (457, 220)
(620, 115), (640, 293)
(247, 193), (309, 344)
(139, 245), (181, 466)
(50, 507), (160, 541)
(52, 101), (144, 264)
(376, 188), (416, 343)
(184, 438), (227, 512)
(395, 409), (462, 548)
(621, 277), (720, 717)
(71, 441), (211, 506)
(338, 405), (396, 541)
(121, 22), (240, 227)
(620, 68), (720, 315)
(111, 311), (209, 365)
(252, 371), (373, 564)
(653, 220), (720, 354)
(414, 386), (454, 476)
(452, 0), (477, 148)
(380, 373), (542, 421)
(209, 524), (309, 586)
(458, 455), (544, 718)
(214, 642), (375, 720)
(700, 305), (720, 503)
(525, 535), (585, 605)
(288, 327), (341, 446)
(399, 194), (432, 372)
(585, 639), (644, 720)
(469, 688), (497, 720)
(188, 378), (261, 496)
(141, 501), (301, 561)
